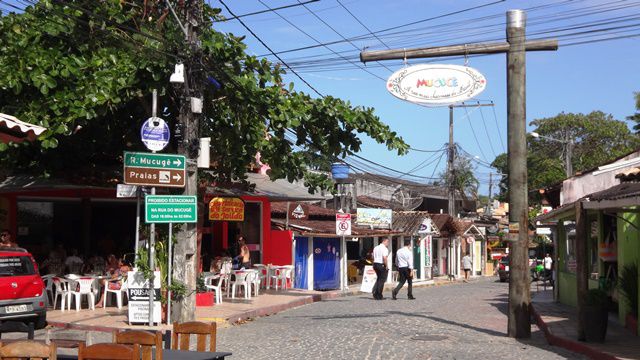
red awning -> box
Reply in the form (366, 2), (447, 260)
(0, 113), (47, 143)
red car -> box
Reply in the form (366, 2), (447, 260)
(497, 255), (510, 282)
(0, 248), (47, 328)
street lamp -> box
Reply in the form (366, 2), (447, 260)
(530, 131), (574, 177)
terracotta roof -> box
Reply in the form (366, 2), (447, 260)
(615, 167), (640, 182)
(351, 173), (449, 198)
(357, 196), (405, 210)
(392, 211), (436, 235)
(271, 202), (339, 219)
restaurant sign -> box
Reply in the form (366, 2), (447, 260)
(209, 197), (244, 221)
(386, 64), (486, 106)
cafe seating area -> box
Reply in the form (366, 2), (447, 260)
(0, 321), (231, 360)
(203, 262), (295, 303)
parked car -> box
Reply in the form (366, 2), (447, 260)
(0, 248), (47, 329)
(497, 255), (510, 282)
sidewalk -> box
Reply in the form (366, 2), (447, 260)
(47, 276), (470, 332)
(532, 288), (639, 360)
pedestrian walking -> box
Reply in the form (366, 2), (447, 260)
(462, 252), (472, 282)
(544, 253), (553, 284)
(372, 238), (389, 300)
(392, 239), (415, 300)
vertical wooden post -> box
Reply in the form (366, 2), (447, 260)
(575, 201), (589, 340)
(506, 9), (531, 338)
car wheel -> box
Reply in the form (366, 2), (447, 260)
(34, 314), (46, 329)
(499, 277), (507, 283)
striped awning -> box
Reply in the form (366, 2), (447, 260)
(0, 113), (47, 143)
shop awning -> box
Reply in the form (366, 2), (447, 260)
(0, 113), (47, 143)
(583, 182), (640, 211)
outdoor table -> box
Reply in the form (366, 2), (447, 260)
(57, 349), (232, 360)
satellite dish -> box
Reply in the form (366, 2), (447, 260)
(390, 187), (423, 210)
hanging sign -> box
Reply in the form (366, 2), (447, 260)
(208, 197), (245, 221)
(140, 117), (170, 151)
(386, 64), (486, 106)
(356, 208), (392, 229)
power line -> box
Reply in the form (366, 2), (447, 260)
(215, 0), (320, 22)
(477, 102), (498, 158)
(336, 0), (391, 50)
(217, 0), (324, 97)
(256, 0), (386, 81)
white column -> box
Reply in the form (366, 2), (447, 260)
(387, 239), (393, 284)
(456, 237), (462, 278)
(419, 236), (425, 281)
(340, 236), (346, 290)
(307, 236), (314, 291)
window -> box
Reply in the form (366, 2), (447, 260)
(0, 256), (36, 276)
(565, 224), (577, 273)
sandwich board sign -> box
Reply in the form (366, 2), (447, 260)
(127, 271), (161, 324)
(359, 265), (377, 293)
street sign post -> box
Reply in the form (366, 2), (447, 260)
(145, 195), (197, 224)
(124, 151), (186, 188)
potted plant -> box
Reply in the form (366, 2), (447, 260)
(618, 263), (638, 335)
(195, 274), (215, 307)
(583, 288), (609, 342)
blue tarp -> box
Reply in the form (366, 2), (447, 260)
(294, 237), (308, 289)
(313, 237), (340, 290)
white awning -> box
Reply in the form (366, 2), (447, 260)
(0, 113), (47, 142)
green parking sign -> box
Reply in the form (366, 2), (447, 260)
(145, 195), (197, 223)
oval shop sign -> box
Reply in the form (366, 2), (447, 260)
(386, 64), (487, 106)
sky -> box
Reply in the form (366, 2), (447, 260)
(212, 0), (640, 195)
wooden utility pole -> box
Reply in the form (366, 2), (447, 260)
(171, 0), (203, 323)
(360, 9), (557, 338)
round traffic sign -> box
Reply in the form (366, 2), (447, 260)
(338, 221), (349, 231)
(141, 117), (170, 151)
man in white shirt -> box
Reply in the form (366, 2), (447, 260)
(372, 238), (390, 300)
(462, 252), (472, 282)
(544, 253), (553, 282)
(392, 239), (415, 300)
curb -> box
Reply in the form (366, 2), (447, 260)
(531, 304), (618, 360)
(47, 277), (482, 333)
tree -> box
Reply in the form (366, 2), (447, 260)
(628, 92), (640, 134)
(491, 111), (640, 201)
(440, 153), (479, 202)
(0, 1), (408, 189)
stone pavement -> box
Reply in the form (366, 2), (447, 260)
(532, 287), (640, 360)
(217, 278), (585, 360)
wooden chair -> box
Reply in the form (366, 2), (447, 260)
(0, 340), (57, 359)
(171, 321), (217, 352)
(77, 343), (139, 360)
(112, 330), (163, 360)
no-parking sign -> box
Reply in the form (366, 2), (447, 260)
(336, 213), (351, 236)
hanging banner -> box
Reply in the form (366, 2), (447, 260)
(208, 197), (245, 221)
(423, 235), (432, 267)
(386, 64), (486, 106)
(356, 208), (392, 229)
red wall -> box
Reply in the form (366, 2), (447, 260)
(264, 230), (293, 266)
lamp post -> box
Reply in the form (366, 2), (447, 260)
(530, 131), (574, 177)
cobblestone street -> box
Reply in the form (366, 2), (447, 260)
(218, 278), (585, 360)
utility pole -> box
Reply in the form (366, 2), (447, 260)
(170, 0), (203, 323)
(446, 103), (493, 280)
(487, 172), (493, 216)
(360, 9), (557, 338)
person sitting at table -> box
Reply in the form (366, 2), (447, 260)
(41, 249), (65, 276)
(96, 256), (131, 308)
(65, 248), (84, 274)
(105, 254), (119, 274)
(0, 229), (18, 248)
(237, 237), (251, 269)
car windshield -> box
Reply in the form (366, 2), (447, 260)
(0, 256), (35, 276)
(500, 256), (510, 264)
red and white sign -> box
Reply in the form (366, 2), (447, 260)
(336, 213), (352, 236)
(359, 265), (376, 293)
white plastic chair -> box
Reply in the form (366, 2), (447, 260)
(231, 271), (252, 299)
(52, 277), (71, 311)
(204, 275), (224, 304)
(41, 274), (56, 304)
(248, 271), (260, 297)
(253, 265), (268, 288)
(271, 267), (293, 290)
(103, 277), (128, 309)
(70, 277), (96, 311)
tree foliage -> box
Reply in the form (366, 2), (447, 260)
(0, 0), (408, 190)
(440, 152), (479, 201)
(491, 111), (640, 202)
(628, 92), (640, 134)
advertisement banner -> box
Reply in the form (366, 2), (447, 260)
(359, 265), (377, 293)
(209, 197), (245, 221)
(423, 235), (432, 267)
(356, 208), (392, 229)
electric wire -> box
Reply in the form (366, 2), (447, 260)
(477, 102), (498, 158)
(214, 0), (320, 22)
